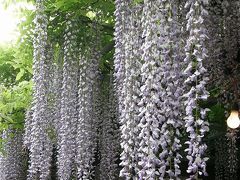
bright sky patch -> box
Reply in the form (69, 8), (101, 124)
(0, 1), (35, 45)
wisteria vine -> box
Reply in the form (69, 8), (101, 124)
(183, 0), (210, 179)
(3, 0), (238, 179)
(24, 1), (54, 179)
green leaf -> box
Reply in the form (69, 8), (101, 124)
(16, 69), (25, 81)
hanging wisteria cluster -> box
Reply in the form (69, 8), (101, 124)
(99, 74), (120, 179)
(0, 130), (27, 180)
(2, 0), (240, 179)
(114, 0), (210, 179)
(183, 0), (210, 178)
(23, 0), (53, 179)
(118, 3), (143, 179)
(57, 16), (79, 180)
(22, 0), (120, 179)
(158, 1), (184, 178)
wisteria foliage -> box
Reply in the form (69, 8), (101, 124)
(137, 0), (164, 178)
(183, 0), (210, 179)
(119, 3), (143, 179)
(0, 130), (27, 180)
(157, 1), (184, 179)
(57, 16), (79, 180)
(5, 0), (240, 179)
(24, 1), (53, 179)
(114, 0), (210, 179)
(99, 75), (120, 180)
